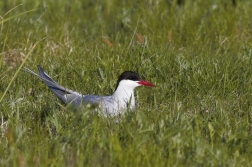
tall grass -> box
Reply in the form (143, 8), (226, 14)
(1, 0), (252, 166)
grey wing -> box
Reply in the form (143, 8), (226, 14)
(24, 66), (118, 113)
(63, 94), (109, 108)
(68, 95), (102, 106)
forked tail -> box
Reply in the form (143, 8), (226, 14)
(24, 65), (79, 104)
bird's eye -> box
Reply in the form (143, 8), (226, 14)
(128, 76), (133, 80)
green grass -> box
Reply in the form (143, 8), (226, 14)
(1, 0), (252, 166)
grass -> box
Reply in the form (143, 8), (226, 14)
(1, 0), (252, 166)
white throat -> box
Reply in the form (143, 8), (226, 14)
(112, 80), (140, 110)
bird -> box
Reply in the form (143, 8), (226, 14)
(24, 65), (155, 116)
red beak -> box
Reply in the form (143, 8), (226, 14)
(137, 80), (155, 87)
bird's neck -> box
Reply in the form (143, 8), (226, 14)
(112, 85), (135, 109)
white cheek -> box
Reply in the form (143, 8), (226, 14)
(119, 80), (140, 88)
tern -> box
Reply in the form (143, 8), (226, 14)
(24, 66), (155, 116)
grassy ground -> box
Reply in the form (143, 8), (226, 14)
(1, 0), (252, 166)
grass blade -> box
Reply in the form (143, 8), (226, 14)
(0, 37), (45, 103)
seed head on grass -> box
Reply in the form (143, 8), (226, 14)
(102, 37), (113, 47)
(167, 30), (172, 42)
(135, 32), (144, 44)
